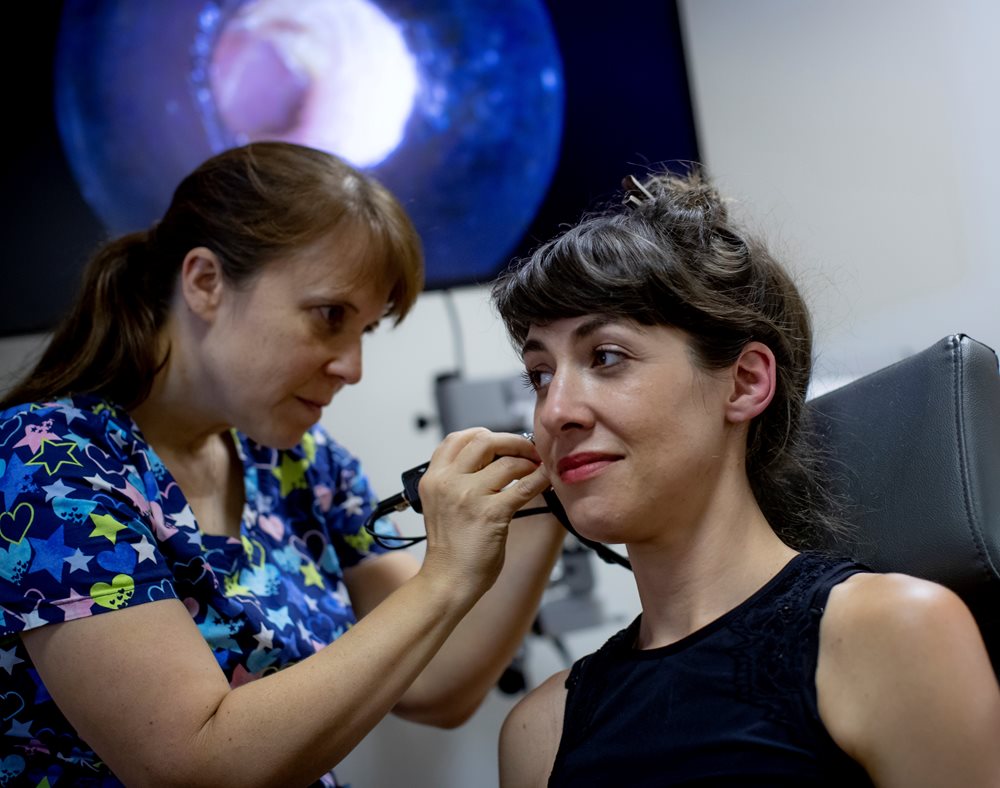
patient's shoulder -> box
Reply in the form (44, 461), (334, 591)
(817, 571), (999, 779)
(820, 571), (983, 676)
(825, 570), (973, 638)
(499, 668), (570, 788)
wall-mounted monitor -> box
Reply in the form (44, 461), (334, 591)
(2, 0), (698, 337)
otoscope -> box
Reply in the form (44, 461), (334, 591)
(362, 436), (631, 570)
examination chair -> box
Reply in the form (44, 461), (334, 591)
(807, 334), (1000, 674)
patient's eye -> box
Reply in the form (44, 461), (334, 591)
(593, 347), (626, 369)
(522, 368), (553, 391)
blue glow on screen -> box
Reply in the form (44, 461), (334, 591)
(0, 0), (698, 336)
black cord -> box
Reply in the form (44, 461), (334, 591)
(363, 503), (555, 549)
(513, 507), (551, 518)
(363, 489), (632, 572)
(363, 493), (426, 549)
(542, 489), (632, 571)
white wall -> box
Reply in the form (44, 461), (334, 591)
(680, 0), (1000, 383)
(0, 335), (49, 392)
(4, 1), (1000, 784)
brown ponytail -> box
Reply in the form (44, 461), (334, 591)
(1, 230), (170, 410)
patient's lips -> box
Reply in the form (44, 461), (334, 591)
(556, 452), (620, 484)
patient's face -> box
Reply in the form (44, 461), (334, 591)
(521, 316), (734, 546)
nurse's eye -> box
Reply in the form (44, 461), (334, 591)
(521, 367), (554, 392)
(593, 347), (626, 369)
(318, 305), (346, 331)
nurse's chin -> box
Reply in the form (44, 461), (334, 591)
(242, 422), (312, 451)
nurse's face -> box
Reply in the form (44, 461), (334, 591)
(201, 228), (389, 449)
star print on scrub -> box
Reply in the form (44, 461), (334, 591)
(0, 395), (396, 787)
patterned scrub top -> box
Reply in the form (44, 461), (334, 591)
(0, 395), (398, 787)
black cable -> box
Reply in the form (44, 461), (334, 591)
(542, 489), (632, 571)
(364, 448), (632, 570)
(363, 502), (557, 550)
(363, 492), (425, 549)
(364, 480), (632, 572)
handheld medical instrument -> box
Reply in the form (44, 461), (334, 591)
(362, 434), (631, 569)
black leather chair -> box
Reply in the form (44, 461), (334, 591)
(807, 334), (1000, 673)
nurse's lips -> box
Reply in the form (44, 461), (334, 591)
(556, 452), (621, 484)
(296, 396), (331, 417)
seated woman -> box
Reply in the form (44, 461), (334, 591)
(492, 170), (1000, 786)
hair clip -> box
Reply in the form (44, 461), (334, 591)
(622, 174), (654, 208)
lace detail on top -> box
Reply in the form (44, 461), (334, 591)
(728, 553), (846, 727)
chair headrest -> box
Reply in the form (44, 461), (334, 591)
(807, 334), (1000, 663)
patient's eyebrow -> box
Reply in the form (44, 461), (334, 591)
(521, 316), (621, 358)
(520, 338), (547, 357)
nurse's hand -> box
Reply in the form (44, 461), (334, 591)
(416, 428), (549, 594)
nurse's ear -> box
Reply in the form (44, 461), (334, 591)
(179, 247), (225, 321)
(725, 341), (776, 424)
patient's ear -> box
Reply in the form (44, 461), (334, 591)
(725, 342), (776, 424)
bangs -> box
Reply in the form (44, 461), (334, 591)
(494, 220), (675, 346)
(347, 214), (424, 324)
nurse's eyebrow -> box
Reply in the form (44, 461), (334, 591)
(520, 316), (621, 357)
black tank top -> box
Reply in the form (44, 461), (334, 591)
(548, 552), (875, 787)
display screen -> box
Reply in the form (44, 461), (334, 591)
(1, 1), (698, 337)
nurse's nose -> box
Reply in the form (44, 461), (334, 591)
(325, 338), (363, 385)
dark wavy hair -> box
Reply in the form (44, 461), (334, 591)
(2, 142), (424, 412)
(491, 168), (845, 549)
